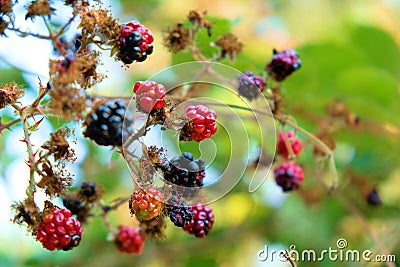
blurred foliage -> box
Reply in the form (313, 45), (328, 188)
(0, 0), (400, 267)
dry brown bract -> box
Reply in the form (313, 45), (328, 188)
(187, 10), (213, 35)
(0, 0), (13, 14)
(139, 215), (167, 240)
(162, 23), (191, 53)
(216, 33), (243, 60)
(11, 196), (41, 234)
(37, 160), (73, 197)
(0, 82), (24, 109)
(41, 128), (76, 161)
(25, 0), (55, 20)
(49, 50), (103, 120)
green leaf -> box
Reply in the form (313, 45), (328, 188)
(350, 25), (400, 76)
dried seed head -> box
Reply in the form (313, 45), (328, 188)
(0, 0), (13, 14)
(77, 181), (105, 203)
(187, 10), (213, 35)
(0, 17), (8, 36)
(77, 5), (121, 45)
(216, 33), (243, 60)
(41, 128), (76, 162)
(25, 0), (55, 20)
(326, 100), (349, 118)
(162, 23), (191, 53)
(11, 196), (41, 234)
(37, 160), (73, 197)
(139, 215), (167, 240)
(0, 82), (24, 109)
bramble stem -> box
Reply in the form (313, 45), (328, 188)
(19, 108), (37, 196)
(42, 16), (68, 57)
(7, 27), (51, 39)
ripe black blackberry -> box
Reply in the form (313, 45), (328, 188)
(62, 194), (84, 215)
(267, 49), (301, 81)
(83, 100), (133, 146)
(166, 195), (193, 227)
(237, 71), (266, 101)
(163, 152), (205, 187)
(366, 189), (382, 206)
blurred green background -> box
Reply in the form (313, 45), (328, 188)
(0, 0), (399, 266)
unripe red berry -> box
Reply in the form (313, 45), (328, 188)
(115, 226), (146, 254)
(36, 208), (83, 251)
(129, 188), (163, 220)
(134, 81), (166, 113)
(184, 105), (217, 142)
(277, 131), (302, 158)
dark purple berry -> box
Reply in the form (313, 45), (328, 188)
(274, 161), (304, 192)
(267, 49), (301, 81)
(237, 71), (266, 101)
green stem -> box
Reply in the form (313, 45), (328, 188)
(19, 109), (37, 196)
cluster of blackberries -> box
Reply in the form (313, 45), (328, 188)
(163, 152), (206, 187)
(237, 71), (266, 101)
(83, 100), (133, 146)
(119, 21), (154, 64)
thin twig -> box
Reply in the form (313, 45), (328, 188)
(7, 27), (50, 39)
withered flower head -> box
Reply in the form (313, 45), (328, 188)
(77, 181), (105, 203)
(216, 33), (243, 60)
(162, 23), (191, 53)
(41, 127), (76, 162)
(0, 0), (13, 14)
(25, 0), (55, 20)
(37, 160), (73, 197)
(11, 196), (41, 234)
(187, 10), (213, 36)
(77, 6), (121, 43)
(49, 85), (87, 120)
(139, 215), (166, 240)
(0, 82), (24, 109)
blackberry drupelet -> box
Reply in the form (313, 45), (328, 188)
(83, 100), (133, 146)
